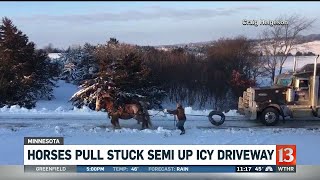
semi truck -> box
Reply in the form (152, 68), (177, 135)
(238, 55), (320, 126)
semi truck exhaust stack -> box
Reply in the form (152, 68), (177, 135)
(312, 55), (320, 109)
(293, 56), (297, 72)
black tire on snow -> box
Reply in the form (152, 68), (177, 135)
(260, 107), (279, 126)
(208, 111), (225, 126)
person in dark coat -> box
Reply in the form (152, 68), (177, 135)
(167, 103), (186, 135)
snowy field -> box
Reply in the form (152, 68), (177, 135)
(1, 55), (320, 165)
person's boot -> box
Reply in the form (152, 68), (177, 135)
(180, 130), (185, 135)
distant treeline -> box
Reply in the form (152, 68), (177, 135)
(148, 37), (260, 109)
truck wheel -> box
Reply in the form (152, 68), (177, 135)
(208, 111), (225, 126)
(260, 108), (279, 126)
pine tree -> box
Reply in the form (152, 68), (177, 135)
(70, 39), (165, 110)
(79, 43), (98, 81)
(0, 17), (58, 108)
(59, 43), (97, 84)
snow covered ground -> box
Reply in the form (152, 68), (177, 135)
(1, 79), (320, 165)
(291, 40), (320, 55)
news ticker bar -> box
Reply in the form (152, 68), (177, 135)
(24, 165), (296, 173)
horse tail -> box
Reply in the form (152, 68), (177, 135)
(139, 101), (152, 128)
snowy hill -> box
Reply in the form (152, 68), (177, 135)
(36, 80), (80, 111)
(290, 40), (320, 54)
(156, 38), (320, 56)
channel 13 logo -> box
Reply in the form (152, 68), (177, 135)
(276, 145), (296, 165)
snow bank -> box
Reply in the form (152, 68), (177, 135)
(0, 105), (106, 116)
(183, 107), (239, 116)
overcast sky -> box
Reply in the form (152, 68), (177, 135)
(0, 1), (319, 49)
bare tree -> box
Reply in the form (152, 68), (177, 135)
(259, 14), (316, 83)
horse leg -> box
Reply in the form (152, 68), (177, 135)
(138, 115), (147, 130)
(111, 116), (117, 129)
(111, 115), (121, 129)
(112, 113), (121, 129)
(115, 118), (121, 129)
(136, 117), (141, 124)
(133, 115), (141, 124)
(135, 115), (143, 129)
(144, 115), (149, 129)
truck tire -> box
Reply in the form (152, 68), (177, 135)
(208, 111), (225, 126)
(260, 107), (279, 126)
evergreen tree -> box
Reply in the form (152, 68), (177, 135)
(79, 43), (98, 81)
(59, 43), (97, 84)
(70, 39), (165, 110)
(0, 17), (59, 108)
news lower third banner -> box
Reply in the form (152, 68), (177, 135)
(23, 137), (296, 173)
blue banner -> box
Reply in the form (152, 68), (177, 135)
(77, 165), (280, 173)
(77, 165), (235, 173)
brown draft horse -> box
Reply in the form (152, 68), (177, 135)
(95, 91), (152, 130)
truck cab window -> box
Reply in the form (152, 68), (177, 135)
(299, 80), (309, 88)
(277, 78), (292, 86)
